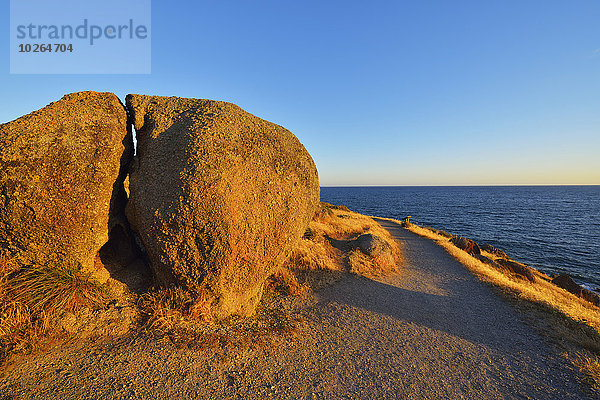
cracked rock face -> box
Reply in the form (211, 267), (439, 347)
(0, 91), (132, 278)
(125, 94), (319, 319)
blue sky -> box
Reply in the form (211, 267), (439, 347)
(2, 0), (599, 185)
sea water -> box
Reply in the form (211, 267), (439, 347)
(321, 186), (600, 291)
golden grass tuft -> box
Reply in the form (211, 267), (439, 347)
(266, 267), (309, 297)
(288, 232), (342, 273)
(574, 353), (600, 391)
(347, 246), (399, 278)
(138, 286), (214, 332)
(0, 254), (108, 364)
(8, 265), (107, 316)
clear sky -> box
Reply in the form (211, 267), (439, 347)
(2, 0), (599, 186)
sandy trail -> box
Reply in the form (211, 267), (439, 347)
(1, 220), (592, 399)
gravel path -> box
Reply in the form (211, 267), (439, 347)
(1, 220), (592, 399)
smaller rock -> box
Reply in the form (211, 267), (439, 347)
(552, 274), (582, 296)
(450, 237), (481, 256)
(352, 233), (391, 257)
(475, 254), (535, 282)
(552, 274), (600, 307)
(475, 254), (503, 269)
(579, 288), (599, 308)
(480, 244), (508, 259)
(494, 259), (536, 282)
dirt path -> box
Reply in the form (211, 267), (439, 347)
(1, 220), (592, 399)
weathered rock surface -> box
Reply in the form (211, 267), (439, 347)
(552, 274), (600, 307)
(494, 259), (536, 282)
(473, 254), (534, 282)
(0, 92), (132, 279)
(480, 243), (509, 259)
(352, 233), (392, 257)
(450, 236), (481, 256)
(125, 94), (319, 318)
(475, 254), (504, 269)
(552, 274), (581, 295)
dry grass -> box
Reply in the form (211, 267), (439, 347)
(137, 272), (308, 355)
(0, 254), (108, 365)
(285, 203), (402, 289)
(574, 353), (600, 391)
(310, 205), (376, 240)
(266, 267), (309, 297)
(138, 286), (214, 332)
(8, 266), (107, 315)
(380, 218), (600, 387)
(136, 263), (308, 350)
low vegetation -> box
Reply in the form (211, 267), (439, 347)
(0, 254), (108, 365)
(575, 354), (600, 392)
(285, 202), (402, 289)
(384, 218), (600, 388)
(137, 286), (213, 332)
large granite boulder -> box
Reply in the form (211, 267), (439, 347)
(125, 94), (319, 318)
(0, 92), (132, 279)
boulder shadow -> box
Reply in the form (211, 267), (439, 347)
(312, 272), (528, 352)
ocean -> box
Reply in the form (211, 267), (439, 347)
(320, 186), (600, 291)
